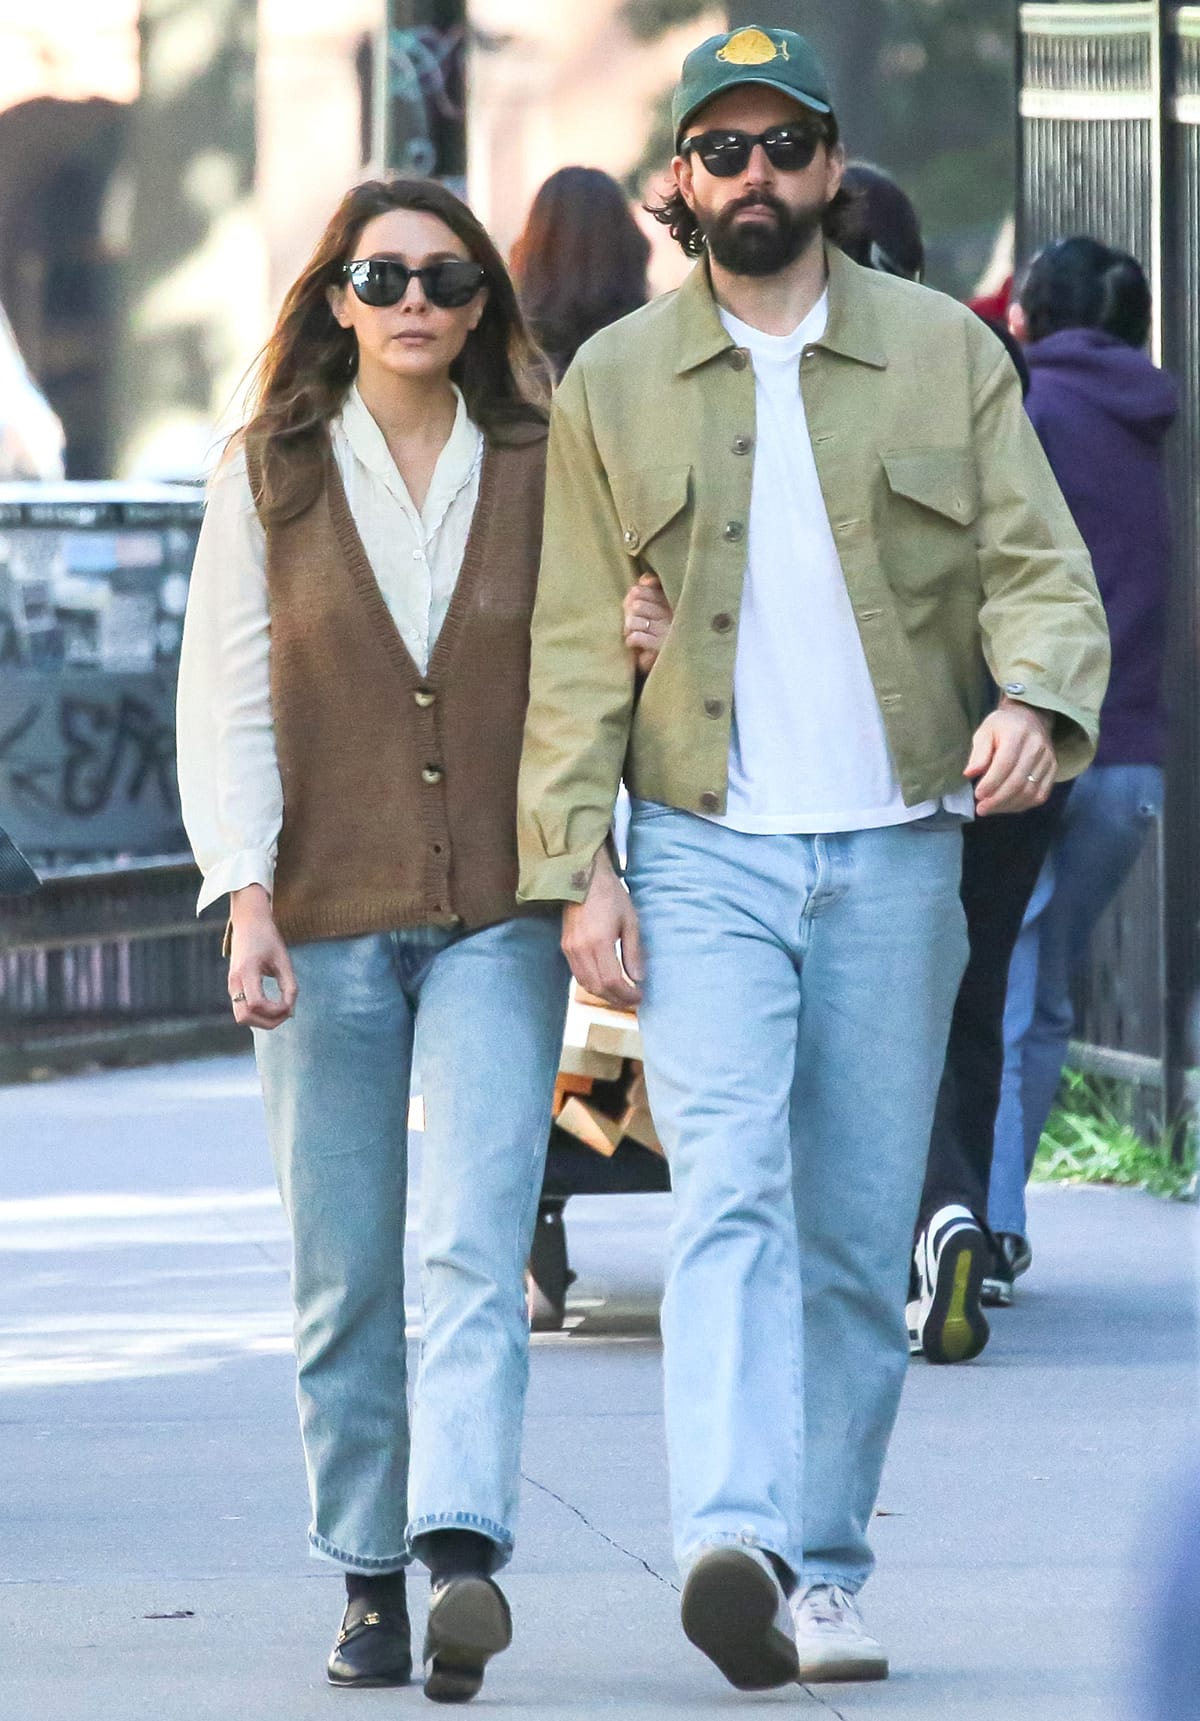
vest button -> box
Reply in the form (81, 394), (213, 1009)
(723, 520), (744, 543)
(703, 697), (726, 719)
(421, 765), (444, 785)
(732, 434), (753, 456)
(699, 791), (721, 813)
(711, 612), (733, 634)
(728, 348), (749, 371)
(623, 527), (640, 551)
(414, 688), (436, 708)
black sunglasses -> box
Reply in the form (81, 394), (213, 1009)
(681, 125), (825, 178)
(341, 256), (487, 309)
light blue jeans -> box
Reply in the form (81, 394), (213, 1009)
(989, 763), (1164, 1239)
(624, 805), (968, 1591)
(254, 916), (569, 1573)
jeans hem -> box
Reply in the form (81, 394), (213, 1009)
(680, 1531), (800, 1577)
(407, 1511), (514, 1567)
(309, 1529), (412, 1573)
(798, 1568), (868, 1595)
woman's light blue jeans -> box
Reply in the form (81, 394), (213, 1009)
(254, 915), (569, 1573)
(988, 762), (1164, 1240)
(624, 804), (968, 1592)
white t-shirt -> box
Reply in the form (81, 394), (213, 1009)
(711, 297), (973, 834)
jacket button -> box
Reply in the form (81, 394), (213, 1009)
(728, 348), (749, 371)
(1005, 681), (1027, 696)
(413, 688), (436, 708)
(421, 765), (444, 785)
(732, 434), (753, 456)
(723, 520), (745, 543)
(699, 791), (721, 813)
(711, 612), (733, 633)
(570, 869), (591, 891)
(703, 697), (725, 718)
(623, 527), (640, 551)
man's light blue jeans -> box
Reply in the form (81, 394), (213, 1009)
(989, 762), (1163, 1239)
(625, 805), (968, 1591)
(254, 915), (569, 1573)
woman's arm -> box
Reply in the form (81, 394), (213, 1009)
(177, 452), (296, 1027)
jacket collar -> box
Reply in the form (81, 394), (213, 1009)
(671, 242), (888, 375)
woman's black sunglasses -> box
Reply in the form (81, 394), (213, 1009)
(341, 256), (487, 309)
(681, 125), (825, 178)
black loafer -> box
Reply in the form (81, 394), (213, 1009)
(327, 1592), (413, 1688)
(423, 1575), (512, 1703)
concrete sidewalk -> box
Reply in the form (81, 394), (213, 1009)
(0, 1054), (1194, 1721)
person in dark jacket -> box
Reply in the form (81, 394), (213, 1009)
(986, 237), (1178, 1285)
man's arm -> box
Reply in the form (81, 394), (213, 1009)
(517, 360), (637, 905)
(971, 338), (1110, 781)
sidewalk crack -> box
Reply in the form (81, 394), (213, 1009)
(800, 1687), (848, 1717)
(521, 1471), (677, 1591)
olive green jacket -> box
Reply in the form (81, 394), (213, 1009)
(517, 245), (1110, 904)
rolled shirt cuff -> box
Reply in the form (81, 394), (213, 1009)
(517, 847), (603, 906)
(196, 848), (276, 915)
(997, 678), (1099, 781)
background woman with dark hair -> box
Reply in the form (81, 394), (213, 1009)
(177, 177), (571, 1702)
(511, 165), (651, 380)
(987, 238), (1177, 1280)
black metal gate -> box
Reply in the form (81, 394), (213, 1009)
(1018, 3), (1200, 1124)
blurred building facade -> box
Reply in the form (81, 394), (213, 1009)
(0, 0), (708, 483)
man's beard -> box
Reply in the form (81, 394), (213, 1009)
(699, 192), (828, 277)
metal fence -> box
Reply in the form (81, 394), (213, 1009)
(1018, 2), (1200, 1123)
(0, 858), (235, 1078)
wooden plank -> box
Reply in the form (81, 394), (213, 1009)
(553, 1072), (595, 1105)
(555, 1096), (624, 1158)
(557, 1039), (624, 1081)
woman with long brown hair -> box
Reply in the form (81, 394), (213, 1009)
(177, 178), (570, 1703)
(511, 165), (650, 380)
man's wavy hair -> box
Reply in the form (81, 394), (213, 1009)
(646, 111), (855, 258)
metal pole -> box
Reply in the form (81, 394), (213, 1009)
(1014, 3), (1028, 268)
(377, 0), (468, 188)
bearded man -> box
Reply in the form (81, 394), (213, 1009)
(517, 25), (1109, 1692)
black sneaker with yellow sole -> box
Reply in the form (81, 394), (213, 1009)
(906, 1205), (990, 1365)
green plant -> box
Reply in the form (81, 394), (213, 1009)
(1032, 1068), (1197, 1200)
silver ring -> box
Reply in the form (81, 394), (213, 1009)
(231, 991), (247, 1003)
(1026, 773), (1039, 783)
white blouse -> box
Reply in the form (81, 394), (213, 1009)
(176, 384), (484, 913)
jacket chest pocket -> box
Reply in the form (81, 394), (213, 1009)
(878, 449), (979, 599)
(610, 465), (692, 600)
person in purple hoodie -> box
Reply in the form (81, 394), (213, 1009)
(985, 237), (1179, 1295)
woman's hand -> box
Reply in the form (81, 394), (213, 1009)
(228, 884), (298, 1030)
(623, 574), (674, 675)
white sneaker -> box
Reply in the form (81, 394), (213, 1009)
(790, 1583), (888, 1683)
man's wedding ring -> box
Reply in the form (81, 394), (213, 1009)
(231, 991), (247, 1003)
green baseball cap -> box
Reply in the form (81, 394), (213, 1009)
(672, 25), (833, 147)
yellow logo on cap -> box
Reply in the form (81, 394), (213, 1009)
(717, 27), (789, 66)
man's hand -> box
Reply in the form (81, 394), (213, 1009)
(966, 697), (1058, 816)
(228, 883), (299, 1030)
(623, 574), (673, 675)
(561, 845), (644, 1009)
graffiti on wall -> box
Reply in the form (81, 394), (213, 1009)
(0, 674), (183, 855)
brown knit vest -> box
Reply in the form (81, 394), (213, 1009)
(249, 423), (549, 945)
